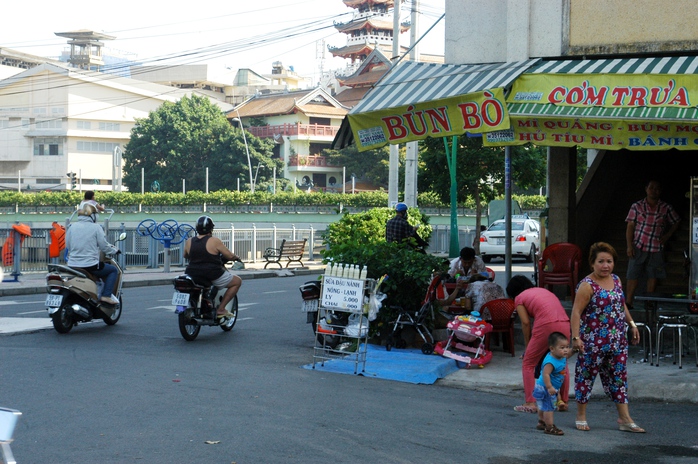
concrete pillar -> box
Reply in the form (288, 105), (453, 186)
(388, 144), (400, 206)
(404, 141), (418, 207)
(547, 146), (577, 246)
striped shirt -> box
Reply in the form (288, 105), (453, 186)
(626, 198), (680, 253)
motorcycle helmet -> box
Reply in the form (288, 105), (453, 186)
(196, 215), (215, 235)
(395, 202), (408, 212)
(78, 203), (98, 223)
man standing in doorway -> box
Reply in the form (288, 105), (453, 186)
(625, 180), (681, 308)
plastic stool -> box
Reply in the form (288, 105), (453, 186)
(634, 322), (653, 364)
(656, 316), (698, 369)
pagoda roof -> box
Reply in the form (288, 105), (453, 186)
(329, 43), (377, 59)
(343, 0), (393, 8)
(54, 29), (116, 41)
(231, 88), (347, 118)
(336, 18), (404, 33)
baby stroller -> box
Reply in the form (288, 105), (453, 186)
(435, 315), (493, 368)
(385, 274), (445, 355)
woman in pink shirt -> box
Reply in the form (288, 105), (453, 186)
(507, 275), (571, 414)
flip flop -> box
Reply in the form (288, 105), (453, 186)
(575, 420), (590, 431)
(216, 311), (234, 319)
(557, 401), (568, 412)
(514, 405), (538, 413)
(619, 422), (645, 433)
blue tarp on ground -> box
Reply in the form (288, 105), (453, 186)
(302, 344), (459, 385)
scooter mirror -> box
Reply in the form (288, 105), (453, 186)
(117, 232), (127, 241)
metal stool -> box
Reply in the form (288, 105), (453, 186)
(656, 315), (698, 369)
(633, 322), (653, 364)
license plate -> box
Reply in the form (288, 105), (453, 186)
(172, 292), (190, 306)
(301, 299), (319, 312)
(45, 294), (63, 307)
(495, 238), (506, 245)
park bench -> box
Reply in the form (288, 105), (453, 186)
(263, 239), (307, 269)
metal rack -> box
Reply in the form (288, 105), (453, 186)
(312, 276), (376, 374)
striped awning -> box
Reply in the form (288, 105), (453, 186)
(485, 55), (698, 151)
(332, 59), (540, 150)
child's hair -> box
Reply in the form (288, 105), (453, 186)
(548, 331), (568, 347)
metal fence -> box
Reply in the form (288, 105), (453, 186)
(0, 223), (473, 275)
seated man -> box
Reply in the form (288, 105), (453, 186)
(184, 216), (242, 319)
(448, 246), (487, 279)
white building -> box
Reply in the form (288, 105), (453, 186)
(0, 62), (232, 191)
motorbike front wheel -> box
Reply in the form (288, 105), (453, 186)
(102, 295), (123, 326)
(51, 301), (74, 334)
(178, 313), (201, 341)
(219, 295), (238, 332)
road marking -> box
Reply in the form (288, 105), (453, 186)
(17, 310), (46, 315)
(263, 291), (287, 294)
(0, 300), (45, 306)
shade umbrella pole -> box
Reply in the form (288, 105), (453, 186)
(444, 136), (460, 258)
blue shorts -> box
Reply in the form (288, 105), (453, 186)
(532, 384), (557, 412)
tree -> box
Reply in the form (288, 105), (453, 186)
(123, 95), (279, 192)
(322, 144), (396, 188)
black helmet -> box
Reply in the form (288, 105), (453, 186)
(196, 216), (215, 235)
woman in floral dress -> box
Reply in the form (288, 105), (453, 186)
(570, 242), (645, 433)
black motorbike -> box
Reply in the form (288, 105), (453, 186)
(299, 279), (348, 349)
(171, 260), (242, 341)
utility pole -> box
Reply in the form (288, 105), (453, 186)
(388, 0), (402, 207)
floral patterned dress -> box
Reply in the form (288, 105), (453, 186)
(574, 274), (630, 404)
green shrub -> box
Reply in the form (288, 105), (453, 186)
(321, 207), (443, 335)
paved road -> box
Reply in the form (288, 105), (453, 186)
(2, 276), (698, 463)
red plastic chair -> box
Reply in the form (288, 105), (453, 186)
(485, 267), (495, 280)
(537, 242), (582, 300)
(482, 298), (517, 356)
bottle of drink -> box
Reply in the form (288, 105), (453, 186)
(352, 264), (359, 279)
(359, 265), (367, 280)
(339, 263), (345, 278)
(327, 262), (334, 276)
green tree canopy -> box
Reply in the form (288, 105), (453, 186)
(322, 144), (396, 189)
(123, 95), (280, 192)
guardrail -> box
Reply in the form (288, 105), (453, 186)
(1, 223), (480, 276)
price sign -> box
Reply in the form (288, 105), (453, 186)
(321, 275), (365, 312)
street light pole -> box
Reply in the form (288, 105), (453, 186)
(232, 113), (254, 193)
(253, 164), (264, 192)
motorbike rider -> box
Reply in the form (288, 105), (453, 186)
(65, 204), (120, 305)
(183, 216), (242, 319)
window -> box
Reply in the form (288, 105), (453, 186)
(99, 122), (120, 131)
(77, 141), (120, 153)
(36, 178), (61, 184)
(34, 138), (63, 156)
(35, 119), (62, 129)
(77, 121), (91, 130)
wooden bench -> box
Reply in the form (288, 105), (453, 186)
(263, 239), (307, 269)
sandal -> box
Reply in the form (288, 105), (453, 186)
(619, 422), (645, 433)
(513, 405), (537, 413)
(544, 425), (564, 436)
(216, 311), (234, 319)
(536, 420), (546, 431)
(575, 420), (590, 431)
(557, 401), (568, 412)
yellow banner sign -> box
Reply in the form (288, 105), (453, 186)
(348, 89), (510, 151)
(510, 74), (696, 108)
(484, 117), (698, 150)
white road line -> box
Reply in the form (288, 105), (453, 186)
(262, 291), (287, 294)
(17, 310), (47, 315)
(0, 300), (45, 306)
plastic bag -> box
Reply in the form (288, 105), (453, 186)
(344, 313), (368, 337)
(366, 291), (386, 322)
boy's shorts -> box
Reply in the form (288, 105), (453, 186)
(532, 384), (557, 412)
(627, 248), (666, 280)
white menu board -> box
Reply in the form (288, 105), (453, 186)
(321, 275), (365, 312)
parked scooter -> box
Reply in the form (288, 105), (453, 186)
(171, 259), (243, 341)
(45, 232), (127, 334)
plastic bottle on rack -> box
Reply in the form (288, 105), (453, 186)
(359, 265), (367, 280)
(339, 263), (346, 278)
(352, 264), (359, 279)
(326, 262), (334, 276)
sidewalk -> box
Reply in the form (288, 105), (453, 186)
(2, 263), (697, 403)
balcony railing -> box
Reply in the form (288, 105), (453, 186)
(246, 123), (340, 139)
(288, 154), (339, 167)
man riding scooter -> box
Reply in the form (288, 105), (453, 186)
(65, 203), (120, 305)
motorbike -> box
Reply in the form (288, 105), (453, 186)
(45, 232), (127, 334)
(171, 259), (243, 341)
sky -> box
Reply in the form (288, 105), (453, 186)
(3, 0), (445, 82)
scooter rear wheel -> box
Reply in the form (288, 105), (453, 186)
(219, 295), (238, 332)
(178, 313), (201, 341)
(51, 301), (74, 334)
(102, 295), (122, 326)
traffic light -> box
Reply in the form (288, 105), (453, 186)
(67, 172), (76, 189)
